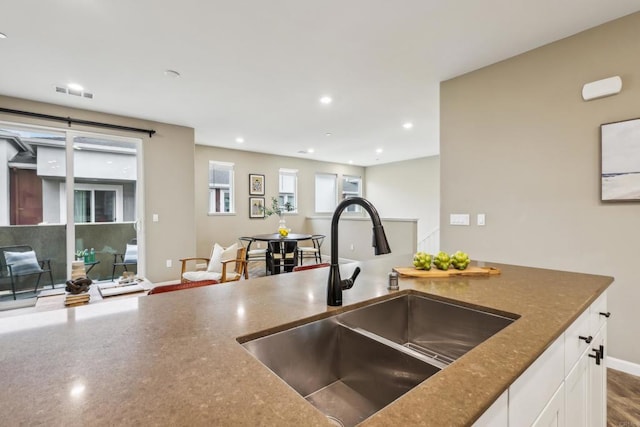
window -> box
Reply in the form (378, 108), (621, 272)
(279, 168), (298, 213)
(315, 173), (337, 213)
(342, 175), (362, 212)
(209, 161), (234, 213)
(73, 184), (123, 223)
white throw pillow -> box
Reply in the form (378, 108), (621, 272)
(123, 244), (138, 263)
(207, 243), (238, 273)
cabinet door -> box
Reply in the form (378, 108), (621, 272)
(509, 335), (564, 426)
(565, 347), (589, 427)
(533, 382), (566, 427)
(589, 327), (607, 427)
(473, 390), (507, 427)
(565, 309), (591, 375)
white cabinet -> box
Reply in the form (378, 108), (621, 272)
(533, 382), (565, 427)
(474, 391), (508, 427)
(484, 290), (608, 427)
(509, 335), (565, 426)
(564, 292), (608, 427)
(589, 327), (607, 427)
(565, 347), (590, 427)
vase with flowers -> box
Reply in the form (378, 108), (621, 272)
(262, 197), (295, 236)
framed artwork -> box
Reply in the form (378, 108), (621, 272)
(249, 174), (265, 195)
(249, 197), (265, 218)
(601, 118), (640, 201)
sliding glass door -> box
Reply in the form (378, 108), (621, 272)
(71, 134), (141, 282)
(0, 122), (142, 294)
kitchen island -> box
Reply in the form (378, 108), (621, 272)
(0, 254), (612, 426)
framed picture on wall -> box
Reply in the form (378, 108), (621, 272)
(249, 174), (265, 195)
(601, 118), (640, 201)
(249, 197), (265, 218)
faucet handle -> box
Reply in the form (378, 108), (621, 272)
(341, 267), (361, 290)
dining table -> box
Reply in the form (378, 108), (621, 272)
(250, 233), (312, 242)
(250, 233), (312, 274)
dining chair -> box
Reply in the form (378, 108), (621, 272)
(0, 245), (54, 300)
(180, 244), (248, 283)
(267, 240), (298, 274)
(239, 237), (268, 274)
(297, 234), (325, 266)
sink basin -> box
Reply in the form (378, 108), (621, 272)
(339, 293), (516, 365)
(240, 293), (517, 426)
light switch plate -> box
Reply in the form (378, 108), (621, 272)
(477, 213), (486, 226)
(449, 214), (470, 226)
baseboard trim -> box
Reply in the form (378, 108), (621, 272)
(608, 357), (640, 377)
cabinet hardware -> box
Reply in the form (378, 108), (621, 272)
(589, 348), (601, 365)
(599, 311), (611, 318)
(579, 335), (593, 343)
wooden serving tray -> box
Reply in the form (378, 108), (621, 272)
(393, 266), (501, 278)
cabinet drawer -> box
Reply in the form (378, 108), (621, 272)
(589, 291), (608, 336)
(564, 308), (590, 374)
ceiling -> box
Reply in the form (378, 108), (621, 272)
(1, 1), (639, 166)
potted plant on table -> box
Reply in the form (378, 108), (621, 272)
(262, 197), (295, 236)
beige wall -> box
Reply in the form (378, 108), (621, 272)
(0, 95), (196, 283)
(440, 12), (640, 364)
(193, 145), (365, 258)
(366, 156), (440, 250)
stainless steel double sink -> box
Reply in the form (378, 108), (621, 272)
(240, 293), (517, 426)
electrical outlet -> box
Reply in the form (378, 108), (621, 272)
(153, 214), (159, 222)
(166, 259), (172, 268)
(350, 244), (355, 251)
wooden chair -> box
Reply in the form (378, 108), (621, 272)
(180, 246), (248, 284)
(0, 245), (54, 300)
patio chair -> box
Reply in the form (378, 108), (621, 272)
(180, 244), (248, 283)
(111, 238), (137, 280)
(0, 245), (54, 300)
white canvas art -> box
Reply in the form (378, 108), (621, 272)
(601, 118), (640, 201)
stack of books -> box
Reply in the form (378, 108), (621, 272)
(64, 293), (90, 307)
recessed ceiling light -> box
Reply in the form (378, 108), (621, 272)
(235, 137), (244, 144)
(319, 96), (332, 105)
(403, 122), (413, 129)
(307, 148), (315, 153)
(0, 32), (7, 39)
(325, 132), (332, 137)
(164, 69), (181, 78)
(348, 160), (353, 164)
(67, 83), (84, 92)
(376, 148), (383, 154)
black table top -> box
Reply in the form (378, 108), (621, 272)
(251, 233), (312, 241)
